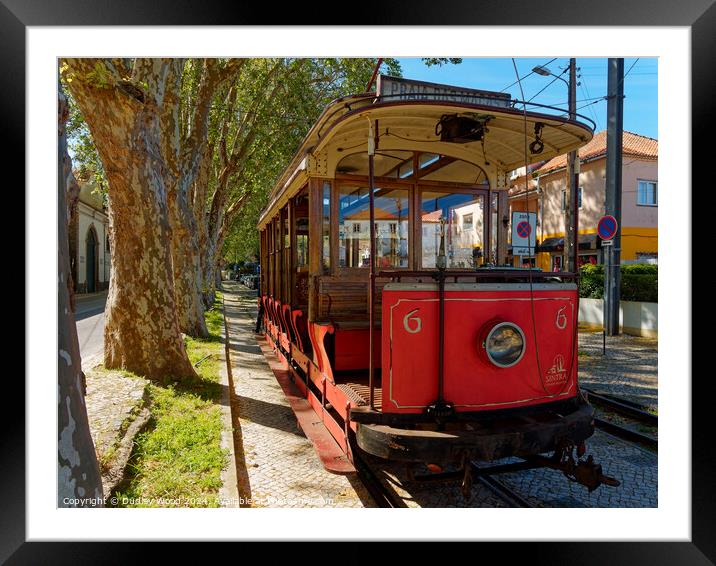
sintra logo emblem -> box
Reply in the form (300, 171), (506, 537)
(403, 309), (422, 334)
(555, 306), (567, 330)
(545, 354), (568, 384)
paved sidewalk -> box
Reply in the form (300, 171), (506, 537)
(222, 282), (373, 508)
(578, 330), (658, 410)
(85, 368), (150, 497)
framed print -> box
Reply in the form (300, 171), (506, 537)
(8, 0), (712, 562)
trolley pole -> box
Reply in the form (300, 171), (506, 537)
(367, 120), (377, 409)
(565, 58), (578, 273)
(604, 58), (624, 336)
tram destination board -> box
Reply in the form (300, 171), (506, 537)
(377, 75), (512, 108)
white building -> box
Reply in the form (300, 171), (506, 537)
(69, 175), (111, 294)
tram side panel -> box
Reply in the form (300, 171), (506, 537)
(381, 283), (579, 414)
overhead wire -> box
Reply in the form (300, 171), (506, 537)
(499, 58), (557, 93)
(526, 66), (570, 103)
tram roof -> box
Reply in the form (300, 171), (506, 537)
(259, 89), (594, 227)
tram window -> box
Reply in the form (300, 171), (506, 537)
(419, 153), (440, 169)
(421, 190), (485, 269)
(296, 218), (309, 268)
(322, 182), (330, 272)
(337, 184), (410, 269)
(398, 161), (414, 179)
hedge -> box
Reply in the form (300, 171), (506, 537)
(578, 264), (657, 303)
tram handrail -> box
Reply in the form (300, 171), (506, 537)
(375, 269), (578, 281)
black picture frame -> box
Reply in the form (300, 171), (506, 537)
(8, 1), (709, 562)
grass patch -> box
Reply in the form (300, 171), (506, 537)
(113, 295), (228, 508)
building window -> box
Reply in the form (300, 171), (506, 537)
(462, 213), (473, 230)
(562, 187), (583, 210)
(551, 255), (562, 272)
(637, 180), (657, 206)
(578, 254), (598, 267)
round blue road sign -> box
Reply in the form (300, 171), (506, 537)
(598, 215), (618, 240)
(516, 221), (531, 239)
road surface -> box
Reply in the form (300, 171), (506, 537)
(75, 291), (107, 370)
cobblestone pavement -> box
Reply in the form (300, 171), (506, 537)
(494, 431), (657, 508)
(578, 330), (658, 410)
(84, 367), (150, 494)
(223, 283), (374, 508)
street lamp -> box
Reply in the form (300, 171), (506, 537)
(532, 65), (568, 86)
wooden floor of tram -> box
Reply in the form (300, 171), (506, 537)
(336, 375), (383, 411)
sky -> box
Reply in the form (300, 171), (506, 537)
(395, 58), (657, 140)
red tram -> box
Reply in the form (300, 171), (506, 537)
(256, 75), (618, 494)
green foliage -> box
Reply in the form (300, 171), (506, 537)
(64, 87), (109, 202)
(579, 264), (658, 303)
(621, 273), (658, 303)
(422, 58), (463, 67)
(219, 58), (403, 263)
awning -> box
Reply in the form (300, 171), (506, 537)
(535, 233), (599, 253)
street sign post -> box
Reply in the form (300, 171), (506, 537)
(597, 214), (620, 353)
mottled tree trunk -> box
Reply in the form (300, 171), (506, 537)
(202, 237), (218, 308)
(64, 149), (80, 313)
(161, 61), (208, 338)
(169, 193), (208, 337)
(102, 157), (197, 380)
(66, 59), (197, 381)
(58, 84), (104, 507)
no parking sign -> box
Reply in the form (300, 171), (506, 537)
(511, 211), (536, 255)
(598, 215), (618, 245)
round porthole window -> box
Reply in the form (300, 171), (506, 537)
(483, 322), (526, 368)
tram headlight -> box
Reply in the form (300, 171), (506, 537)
(483, 322), (526, 368)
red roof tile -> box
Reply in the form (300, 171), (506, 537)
(421, 210), (443, 222)
(536, 130), (657, 175)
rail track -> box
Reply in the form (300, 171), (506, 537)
(352, 443), (535, 508)
(583, 388), (658, 450)
(474, 475), (534, 508)
(351, 445), (404, 508)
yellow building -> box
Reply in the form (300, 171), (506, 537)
(508, 130), (658, 270)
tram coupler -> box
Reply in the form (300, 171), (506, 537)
(425, 401), (455, 424)
(530, 443), (621, 492)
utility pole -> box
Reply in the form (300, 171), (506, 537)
(604, 58), (624, 336)
(564, 58), (579, 273)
